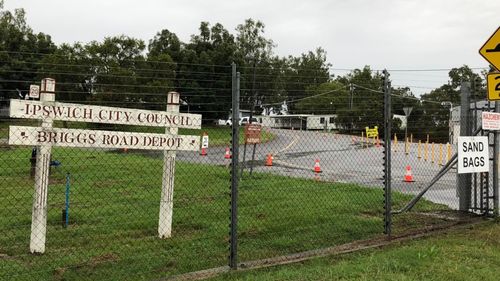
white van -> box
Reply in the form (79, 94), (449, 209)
(239, 117), (259, 125)
(225, 117), (259, 126)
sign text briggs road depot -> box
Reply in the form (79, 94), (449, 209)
(10, 99), (201, 129)
(9, 126), (200, 151)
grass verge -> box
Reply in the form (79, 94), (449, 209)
(214, 220), (500, 281)
(1, 147), (445, 281)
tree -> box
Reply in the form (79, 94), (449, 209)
(415, 65), (484, 142)
(148, 29), (182, 62)
(282, 48), (331, 112)
(295, 81), (348, 115)
(0, 1), (56, 100)
(335, 66), (384, 132)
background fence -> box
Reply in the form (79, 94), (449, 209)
(0, 56), (496, 280)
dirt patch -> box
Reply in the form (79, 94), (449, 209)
(0, 252), (13, 260)
(154, 260), (177, 273)
(53, 267), (66, 281)
(89, 253), (120, 267)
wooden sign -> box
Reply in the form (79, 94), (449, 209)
(9, 99), (202, 129)
(9, 84), (201, 254)
(244, 124), (262, 144)
(9, 126), (200, 151)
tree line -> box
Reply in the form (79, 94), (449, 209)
(0, 2), (491, 141)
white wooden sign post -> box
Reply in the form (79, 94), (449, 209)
(158, 92), (179, 238)
(9, 81), (201, 253)
(30, 78), (55, 254)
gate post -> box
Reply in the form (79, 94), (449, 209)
(457, 82), (472, 211)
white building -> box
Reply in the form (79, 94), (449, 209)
(257, 114), (337, 131)
(449, 100), (495, 144)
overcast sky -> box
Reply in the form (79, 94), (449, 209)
(4, 0), (499, 96)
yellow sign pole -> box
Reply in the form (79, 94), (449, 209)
(394, 134), (398, 152)
(431, 142), (435, 163)
(447, 142), (451, 162)
(438, 143), (443, 166)
(424, 141), (428, 161)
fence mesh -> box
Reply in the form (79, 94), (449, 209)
(390, 91), (489, 236)
(0, 58), (493, 280)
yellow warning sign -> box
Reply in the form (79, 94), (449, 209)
(365, 126), (378, 138)
(479, 27), (500, 71)
(487, 73), (500, 101)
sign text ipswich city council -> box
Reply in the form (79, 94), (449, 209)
(10, 99), (200, 129)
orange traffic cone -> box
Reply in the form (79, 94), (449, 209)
(265, 154), (273, 166)
(200, 147), (207, 156)
(404, 165), (415, 182)
(314, 159), (322, 173)
(224, 147), (231, 159)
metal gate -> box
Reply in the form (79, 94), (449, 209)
(389, 79), (498, 237)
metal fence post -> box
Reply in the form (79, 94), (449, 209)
(230, 63), (240, 269)
(383, 70), (392, 237)
(494, 101), (500, 216)
(458, 82), (472, 211)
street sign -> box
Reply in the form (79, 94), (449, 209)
(479, 27), (500, 71)
(244, 124), (262, 144)
(457, 136), (489, 174)
(9, 99), (201, 129)
(403, 107), (413, 117)
(482, 112), (500, 130)
(486, 72), (500, 101)
(365, 126), (378, 138)
(9, 126), (200, 151)
(29, 85), (40, 99)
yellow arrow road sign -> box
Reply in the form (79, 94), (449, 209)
(479, 27), (500, 71)
(487, 73), (500, 101)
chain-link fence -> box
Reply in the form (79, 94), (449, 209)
(389, 81), (497, 236)
(0, 59), (496, 280)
